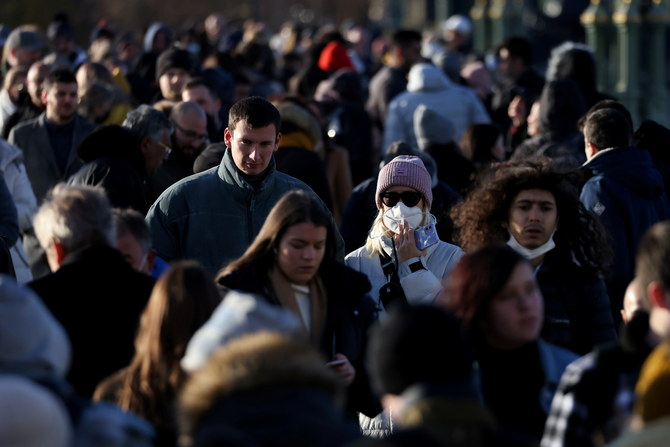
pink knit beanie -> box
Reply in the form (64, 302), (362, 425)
(376, 155), (433, 209)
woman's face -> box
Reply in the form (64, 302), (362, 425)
(491, 135), (505, 161)
(482, 262), (543, 349)
(380, 185), (425, 212)
(276, 222), (327, 285)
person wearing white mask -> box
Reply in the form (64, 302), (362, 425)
(451, 157), (617, 355)
(345, 155), (463, 318)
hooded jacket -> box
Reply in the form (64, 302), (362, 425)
(68, 125), (148, 213)
(146, 149), (344, 277)
(0, 139), (36, 282)
(383, 63), (490, 152)
(581, 146), (670, 311)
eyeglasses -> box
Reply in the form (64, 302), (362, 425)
(156, 141), (172, 159)
(172, 122), (207, 141)
(380, 191), (423, 207)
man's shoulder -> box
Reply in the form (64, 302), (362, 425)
(11, 115), (43, 135)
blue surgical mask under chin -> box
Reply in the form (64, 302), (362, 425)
(507, 233), (556, 260)
(383, 202), (425, 233)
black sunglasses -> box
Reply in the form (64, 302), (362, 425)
(380, 191), (422, 207)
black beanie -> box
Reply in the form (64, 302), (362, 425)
(368, 305), (474, 396)
(155, 47), (196, 82)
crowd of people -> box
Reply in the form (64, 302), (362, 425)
(2, 9), (670, 447)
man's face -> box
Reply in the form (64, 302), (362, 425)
(225, 121), (280, 176)
(43, 81), (78, 124)
(27, 64), (49, 107)
(52, 36), (74, 56)
(507, 189), (558, 249)
(117, 232), (153, 275)
(182, 85), (221, 118)
(143, 128), (172, 175)
(400, 41), (422, 70)
(497, 48), (524, 79)
(10, 47), (42, 69)
(158, 68), (190, 101)
(172, 111), (207, 157)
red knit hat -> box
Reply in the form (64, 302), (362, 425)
(318, 41), (355, 72)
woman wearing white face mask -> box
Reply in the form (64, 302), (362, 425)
(345, 155), (463, 317)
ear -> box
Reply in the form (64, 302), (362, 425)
(273, 132), (281, 152)
(585, 140), (598, 159)
(40, 89), (48, 106)
(223, 127), (232, 147)
(140, 136), (152, 155)
(647, 281), (669, 310)
(145, 249), (157, 274)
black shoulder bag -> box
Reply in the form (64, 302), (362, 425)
(378, 242), (408, 311)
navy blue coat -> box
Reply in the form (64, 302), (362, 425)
(580, 146), (670, 314)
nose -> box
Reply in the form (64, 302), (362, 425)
(248, 147), (259, 161)
(302, 246), (316, 260)
(528, 206), (541, 221)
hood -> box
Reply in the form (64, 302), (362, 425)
(143, 22), (171, 53)
(413, 104), (456, 149)
(0, 275), (71, 377)
(539, 79), (586, 140)
(546, 41), (599, 102)
(181, 291), (303, 373)
(77, 124), (146, 174)
(585, 146), (667, 200)
(407, 63), (452, 93)
(0, 139), (24, 171)
(179, 332), (353, 446)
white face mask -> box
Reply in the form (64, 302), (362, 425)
(383, 202), (424, 234)
(507, 233), (556, 260)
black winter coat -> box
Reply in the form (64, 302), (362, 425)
(538, 250), (617, 355)
(217, 257), (381, 417)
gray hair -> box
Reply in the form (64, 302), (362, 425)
(122, 104), (171, 142)
(33, 183), (115, 254)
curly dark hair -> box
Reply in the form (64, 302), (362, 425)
(451, 157), (612, 275)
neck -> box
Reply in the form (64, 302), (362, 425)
(46, 112), (74, 125)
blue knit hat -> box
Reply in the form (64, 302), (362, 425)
(376, 155), (433, 209)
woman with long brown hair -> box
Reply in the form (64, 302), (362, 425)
(94, 260), (221, 447)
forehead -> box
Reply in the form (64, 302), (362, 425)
(184, 85), (212, 99)
(48, 82), (77, 93)
(175, 109), (207, 129)
(385, 185), (418, 193)
(163, 68), (189, 77)
(230, 121), (277, 139)
(513, 188), (556, 204)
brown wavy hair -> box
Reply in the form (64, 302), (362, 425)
(451, 157), (611, 275)
(106, 261), (221, 428)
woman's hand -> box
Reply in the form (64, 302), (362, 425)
(327, 353), (355, 386)
(394, 221), (426, 263)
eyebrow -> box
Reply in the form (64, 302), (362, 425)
(515, 199), (556, 206)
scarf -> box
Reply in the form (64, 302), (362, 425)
(269, 267), (327, 348)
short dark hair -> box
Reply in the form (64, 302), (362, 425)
(227, 96), (280, 135)
(578, 99), (633, 133)
(636, 221), (670, 306)
(497, 36), (533, 66)
(391, 29), (422, 49)
(184, 77), (218, 100)
(583, 108), (632, 151)
(43, 68), (76, 91)
(113, 208), (152, 253)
